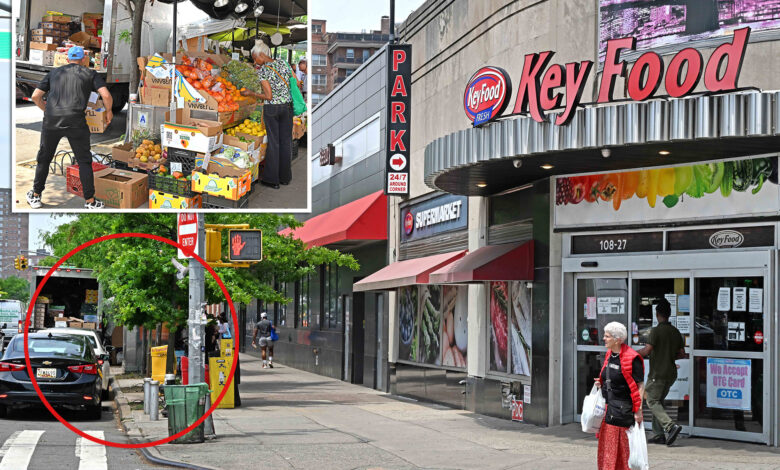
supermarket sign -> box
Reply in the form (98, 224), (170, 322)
(385, 44), (412, 195)
(400, 194), (468, 242)
(465, 27), (751, 126)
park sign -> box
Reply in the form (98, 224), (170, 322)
(465, 27), (751, 126)
(385, 44), (412, 196)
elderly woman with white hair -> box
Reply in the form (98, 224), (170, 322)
(594, 321), (644, 470)
(241, 40), (294, 190)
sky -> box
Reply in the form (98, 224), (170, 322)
(28, 214), (74, 251)
(311, 0), (427, 33)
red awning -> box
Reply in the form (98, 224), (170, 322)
(353, 250), (467, 292)
(428, 241), (534, 284)
(279, 191), (387, 247)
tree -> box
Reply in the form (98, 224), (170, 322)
(42, 214), (359, 332)
(120, 0), (149, 98)
(0, 277), (30, 303)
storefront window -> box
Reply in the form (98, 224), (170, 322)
(297, 275), (310, 328)
(489, 282), (532, 376)
(398, 285), (468, 369)
(576, 278), (628, 347)
(489, 187), (534, 226)
(323, 263), (342, 330)
(398, 286), (418, 362)
(693, 357), (763, 434)
(694, 277), (764, 352)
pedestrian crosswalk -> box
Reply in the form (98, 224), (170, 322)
(0, 430), (107, 470)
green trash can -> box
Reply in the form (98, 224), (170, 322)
(163, 383), (210, 444)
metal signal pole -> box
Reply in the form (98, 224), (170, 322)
(389, 0), (395, 43)
(188, 213), (206, 385)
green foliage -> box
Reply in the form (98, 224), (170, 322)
(0, 277), (30, 303)
(42, 214), (359, 330)
(222, 60), (262, 92)
(118, 30), (132, 44)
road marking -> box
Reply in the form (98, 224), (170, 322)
(0, 430), (44, 470)
(76, 430), (107, 470)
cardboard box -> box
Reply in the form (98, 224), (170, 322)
(42, 15), (71, 23)
(82, 322), (97, 330)
(29, 49), (55, 66)
(140, 86), (170, 107)
(112, 142), (134, 164)
(163, 108), (223, 153)
(137, 55), (173, 89)
(38, 21), (69, 30)
(68, 320), (83, 328)
(53, 52), (69, 67)
(129, 157), (166, 172)
(82, 13), (103, 29)
(191, 164), (252, 200)
(149, 190), (203, 209)
(85, 290), (98, 304)
(55, 321), (68, 328)
(69, 31), (98, 49)
(85, 94), (109, 133)
(93, 168), (149, 208)
(222, 134), (260, 152)
(30, 41), (58, 51)
(32, 28), (68, 37)
(31, 35), (63, 44)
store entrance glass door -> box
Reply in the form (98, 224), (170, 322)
(691, 271), (769, 443)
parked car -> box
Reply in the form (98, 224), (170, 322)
(37, 328), (112, 399)
(0, 332), (103, 419)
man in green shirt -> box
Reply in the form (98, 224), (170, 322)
(638, 298), (685, 446)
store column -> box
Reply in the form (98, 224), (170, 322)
(467, 196), (488, 378)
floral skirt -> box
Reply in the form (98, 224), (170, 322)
(597, 419), (630, 470)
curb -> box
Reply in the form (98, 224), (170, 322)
(112, 380), (219, 470)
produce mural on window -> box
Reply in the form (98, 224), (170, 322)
(441, 286), (467, 368)
(555, 157), (779, 228)
(419, 285), (442, 365)
(398, 286), (418, 362)
(490, 282), (532, 376)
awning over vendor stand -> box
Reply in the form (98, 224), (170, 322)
(353, 250), (467, 292)
(428, 241), (534, 284)
(279, 190), (387, 248)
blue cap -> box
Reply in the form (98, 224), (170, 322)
(67, 46), (85, 60)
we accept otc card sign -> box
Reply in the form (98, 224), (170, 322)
(706, 358), (751, 411)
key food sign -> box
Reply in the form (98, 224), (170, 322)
(385, 44), (412, 195)
(465, 27), (751, 127)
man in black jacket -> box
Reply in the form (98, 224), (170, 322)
(27, 46), (113, 209)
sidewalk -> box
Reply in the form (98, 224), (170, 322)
(115, 353), (780, 470)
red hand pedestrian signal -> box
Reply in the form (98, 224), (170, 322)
(231, 233), (246, 256)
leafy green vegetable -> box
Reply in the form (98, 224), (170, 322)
(222, 60), (262, 92)
(663, 195), (679, 208)
(721, 161), (734, 197)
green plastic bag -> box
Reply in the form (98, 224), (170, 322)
(288, 73), (307, 116)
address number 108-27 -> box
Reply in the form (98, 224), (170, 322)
(599, 239), (627, 251)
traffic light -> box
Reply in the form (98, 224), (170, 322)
(228, 230), (262, 262)
(19, 256), (28, 270)
(13, 256), (20, 270)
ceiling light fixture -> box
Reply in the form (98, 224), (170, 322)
(235, 2), (248, 13)
(214, 0), (228, 7)
(541, 164), (554, 170)
(476, 183), (487, 188)
(658, 150), (670, 155)
(254, 5), (264, 16)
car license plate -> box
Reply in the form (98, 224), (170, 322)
(36, 368), (57, 379)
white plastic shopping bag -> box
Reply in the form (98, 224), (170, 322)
(626, 422), (650, 470)
(580, 384), (606, 433)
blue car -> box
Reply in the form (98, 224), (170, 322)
(0, 332), (103, 419)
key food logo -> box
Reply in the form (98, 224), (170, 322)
(464, 66), (512, 126)
(709, 230), (744, 249)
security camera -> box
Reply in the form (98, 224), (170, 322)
(171, 258), (189, 280)
(512, 159), (522, 168)
(601, 148), (611, 158)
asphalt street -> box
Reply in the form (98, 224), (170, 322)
(0, 399), (164, 469)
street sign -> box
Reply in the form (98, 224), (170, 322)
(388, 153), (407, 171)
(227, 230), (262, 262)
(511, 396), (523, 422)
(178, 213), (199, 259)
(385, 43), (412, 195)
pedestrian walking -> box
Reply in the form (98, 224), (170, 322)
(251, 312), (275, 368)
(242, 41), (293, 190)
(296, 58), (307, 101)
(594, 322), (644, 470)
(27, 46), (113, 209)
(638, 298), (685, 446)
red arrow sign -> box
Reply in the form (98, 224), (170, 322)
(392, 157), (404, 166)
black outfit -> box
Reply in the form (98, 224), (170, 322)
(34, 64), (107, 200)
(600, 353), (643, 428)
(262, 103), (293, 186)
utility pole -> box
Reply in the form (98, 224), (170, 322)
(188, 213), (206, 385)
(389, 0), (395, 43)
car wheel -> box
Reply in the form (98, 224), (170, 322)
(87, 403), (102, 420)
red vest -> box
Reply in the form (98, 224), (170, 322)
(600, 343), (643, 412)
